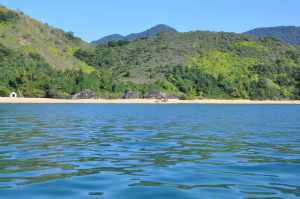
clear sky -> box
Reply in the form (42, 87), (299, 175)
(0, 0), (299, 42)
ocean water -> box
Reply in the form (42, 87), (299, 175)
(0, 104), (300, 199)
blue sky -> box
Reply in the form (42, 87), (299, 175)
(0, 0), (299, 42)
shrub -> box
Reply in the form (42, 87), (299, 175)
(0, 9), (18, 22)
(0, 86), (10, 97)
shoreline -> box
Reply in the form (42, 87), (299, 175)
(1, 97), (300, 104)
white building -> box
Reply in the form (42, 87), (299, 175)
(9, 92), (17, 98)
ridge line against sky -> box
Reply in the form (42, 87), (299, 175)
(0, 0), (299, 42)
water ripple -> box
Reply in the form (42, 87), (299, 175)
(0, 104), (300, 199)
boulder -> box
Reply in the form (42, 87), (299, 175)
(145, 91), (167, 99)
(167, 95), (180, 100)
(72, 89), (96, 99)
(123, 91), (140, 99)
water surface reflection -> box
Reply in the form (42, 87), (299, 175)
(0, 104), (300, 199)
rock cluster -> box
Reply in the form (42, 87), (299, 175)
(145, 91), (167, 99)
(123, 91), (140, 99)
(72, 89), (96, 99)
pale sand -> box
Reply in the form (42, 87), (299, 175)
(1, 97), (300, 104)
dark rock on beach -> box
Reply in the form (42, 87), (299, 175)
(123, 91), (140, 99)
(72, 89), (97, 99)
(145, 91), (167, 99)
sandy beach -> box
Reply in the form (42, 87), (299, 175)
(1, 97), (300, 104)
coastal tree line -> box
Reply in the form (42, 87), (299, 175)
(1, 40), (300, 100)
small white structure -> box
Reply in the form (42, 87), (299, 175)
(9, 92), (17, 98)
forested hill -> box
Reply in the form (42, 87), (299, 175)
(1, 5), (300, 100)
(0, 6), (92, 71)
(75, 31), (300, 99)
(246, 26), (300, 45)
(92, 24), (177, 45)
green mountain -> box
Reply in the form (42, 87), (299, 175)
(0, 5), (96, 98)
(92, 24), (177, 45)
(246, 26), (300, 45)
(1, 5), (300, 100)
(76, 31), (300, 99)
(0, 6), (93, 71)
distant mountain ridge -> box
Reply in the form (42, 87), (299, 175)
(126, 24), (177, 41)
(95, 25), (300, 46)
(94, 34), (125, 44)
(245, 26), (300, 45)
(92, 24), (177, 44)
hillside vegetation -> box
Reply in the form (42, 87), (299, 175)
(75, 32), (300, 99)
(0, 6), (92, 71)
(1, 5), (300, 100)
(78, 32), (258, 83)
(246, 26), (300, 45)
